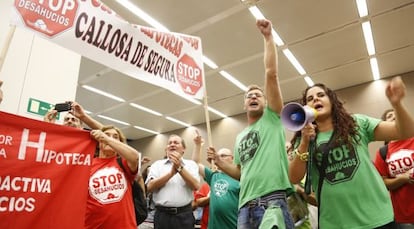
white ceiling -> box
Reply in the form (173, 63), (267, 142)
(76, 0), (414, 140)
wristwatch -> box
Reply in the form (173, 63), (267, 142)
(176, 165), (184, 173)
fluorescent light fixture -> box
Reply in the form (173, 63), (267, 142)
(116, 0), (169, 32)
(356, 0), (368, 17)
(134, 125), (160, 135)
(219, 70), (248, 91)
(97, 114), (130, 126)
(165, 116), (192, 127)
(282, 49), (306, 75)
(83, 110), (92, 115)
(304, 76), (314, 87)
(129, 103), (162, 116)
(369, 57), (380, 80)
(272, 30), (285, 47)
(361, 21), (375, 56)
(82, 85), (125, 102)
(208, 107), (228, 118)
(248, 6), (265, 20)
(203, 56), (218, 69)
(248, 7), (284, 46)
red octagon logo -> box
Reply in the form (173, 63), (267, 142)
(15, 0), (79, 37)
(176, 54), (203, 96)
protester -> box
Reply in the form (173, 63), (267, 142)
(289, 76), (414, 228)
(44, 101), (141, 228)
(146, 134), (200, 229)
(140, 165), (155, 229)
(192, 132), (240, 229)
(207, 18), (294, 229)
(86, 125), (140, 228)
(374, 108), (414, 227)
(193, 182), (210, 229)
(44, 109), (83, 129)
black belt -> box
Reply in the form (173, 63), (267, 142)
(156, 203), (192, 215)
(247, 190), (287, 208)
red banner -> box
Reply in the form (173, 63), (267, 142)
(0, 111), (96, 229)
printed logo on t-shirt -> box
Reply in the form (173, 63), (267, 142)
(213, 179), (230, 197)
(316, 143), (360, 184)
(386, 149), (414, 177)
(238, 130), (260, 164)
(89, 167), (127, 204)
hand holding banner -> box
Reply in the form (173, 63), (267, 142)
(0, 111), (96, 229)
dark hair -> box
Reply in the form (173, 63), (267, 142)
(289, 83), (360, 150)
(381, 108), (394, 121)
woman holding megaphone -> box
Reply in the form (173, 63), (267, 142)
(288, 76), (414, 229)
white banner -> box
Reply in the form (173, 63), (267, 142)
(10, 0), (204, 99)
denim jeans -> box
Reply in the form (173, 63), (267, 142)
(238, 197), (294, 229)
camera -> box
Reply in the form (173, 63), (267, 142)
(54, 102), (72, 112)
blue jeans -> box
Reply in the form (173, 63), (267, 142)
(238, 197), (294, 229)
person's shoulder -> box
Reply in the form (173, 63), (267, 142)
(152, 158), (168, 166)
(352, 113), (379, 123)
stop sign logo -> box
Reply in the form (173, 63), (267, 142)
(176, 54), (203, 96)
(15, 0), (79, 37)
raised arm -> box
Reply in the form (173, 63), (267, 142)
(191, 129), (206, 178)
(91, 129), (140, 172)
(71, 101), (103, 130)
(207, 146), (241, 180)
(257, 19), (283, 114)
(374, 77), (414, 141)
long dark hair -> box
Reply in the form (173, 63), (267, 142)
(289, 83), (360, 150)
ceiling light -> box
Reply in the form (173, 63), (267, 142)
(129, 103), (162, 116)
(356, 0), (368, 17)
(271, 30), (285, 47)
(219, 70), (248, 91)
(361, 21), (375, 56)
(115, 0), (169, 32)
(248, 6), (265, 20)
(248, 7), (284, 46)
(134, 125), (160, 135)
(203, 56), (218, 69)
(97, 114), (130, 126)
(208, 107), (228, 118)
(370, 57), (380, 80)
(81, 85), (125, 102)
(282, 49), (306, 75)
(304, 76), (314, 87)
(165, 116), (192, 127)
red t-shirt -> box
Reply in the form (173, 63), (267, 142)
(194, 183), (210, 229)
(374, 138), (414, 223)
(85, 157), (137, 229)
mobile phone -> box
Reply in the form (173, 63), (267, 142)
(54, 102), (72, 112)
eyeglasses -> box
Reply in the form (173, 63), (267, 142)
(245, 92), (264, 99)
(64, 117), (79, 122)
(219, 154), (232, 158)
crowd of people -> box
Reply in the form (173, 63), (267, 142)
(2, 17), (413, 229)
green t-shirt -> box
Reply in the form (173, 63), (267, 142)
(310, 114), (393, 228)
(205, 167), (240, 229)
(234, 107), (291, 208)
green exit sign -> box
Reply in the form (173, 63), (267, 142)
(27, 98), (59, 118)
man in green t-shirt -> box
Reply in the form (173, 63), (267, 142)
(192, 133), (240, 229)
(207, 18), (294, 229)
